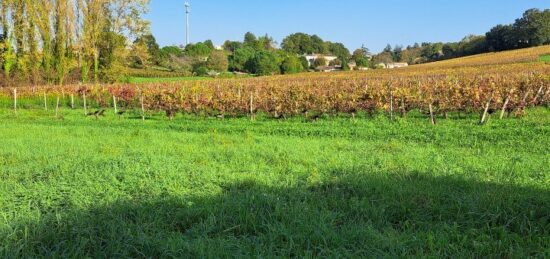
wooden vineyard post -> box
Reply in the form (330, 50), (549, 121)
(113, 95), (118, 115)
(83, 91), (87, 115)
(70, 94), (75, 109)
(429, 103), (436, 125)
(140, 91), (145, 121)
(55, 96), (60, 118)
(237, 86), (242, 101)
(44, 92), (48, 111)
(532, 86), (544, 104)
(13, 88), (17, 114)
(249, 93), (255, 121)
(389, 84), (394, 121)
(480, 94), (493, 125)
(401, 97), (408, 118)
(517, 90), (531, 115)
(500, 96), (510, 119)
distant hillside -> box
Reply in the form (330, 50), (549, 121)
(415, 45), (550, 69)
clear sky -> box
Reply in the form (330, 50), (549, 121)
(146, 0), (550, 52)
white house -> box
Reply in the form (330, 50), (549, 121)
(377, 62), (409, 69)
(304, 54), (338, 68)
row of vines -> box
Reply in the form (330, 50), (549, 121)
(1, 63), (549, 123)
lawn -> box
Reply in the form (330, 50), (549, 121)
(126, 76), (212, 84)
(0, 108), (549, 257)
(540, 54), (550, 63)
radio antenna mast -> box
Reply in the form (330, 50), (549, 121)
(185, 1), (190, 46)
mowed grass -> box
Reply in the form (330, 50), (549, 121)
(127, 76), (211, 84)
(540, 54), (550, 63)
(0, 108), (549, 257)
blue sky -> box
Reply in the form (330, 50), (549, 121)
(146, 0), (550, 52)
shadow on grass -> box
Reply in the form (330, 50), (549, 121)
(3, 172), (550, 258)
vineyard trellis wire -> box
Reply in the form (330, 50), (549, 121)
(1, 63), (549, 124)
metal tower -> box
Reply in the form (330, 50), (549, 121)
(185, 1), (190, 46)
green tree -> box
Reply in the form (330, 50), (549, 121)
(2, 34), (16, 83)
(244, 32), (258, 48)
(222, 40), (243, 53)
(128, 40), (150, 68)
(352, 47), (370, 67)
(421, 43), (443, 60)
(400, 47), (422, 64)
(53, 0), (74, 86)
(193, 65), (208, 76)
(160, 46), (184, 57)
(457, 35), (487, 56)
(383, 44), (392, 53)
(371, 52), (393, 66)
(486, 24), (515, 51)
(280, 55), (303, 74)
(442, 43), (459, 58)
(392, 45), (403, 62)
(246, 50), (279, 75)
(206, 50), (228, 72)
(281, 33), (327, 54)
(135, 34), (161, 65)
(100, 31), (128, 82)
(326, 42), (350, 59)
(185, 42), (212, 57)
(203, 39), (215, 50)
(1, 0), (9, 40)
(229, 47), (255, 72)
(299, 56), (309, 70)
(258, 34), (276, 50)
(514, 9), (550, 46)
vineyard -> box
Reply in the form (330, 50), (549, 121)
(1, 61), (549, 124)
(416, 45), (550, 68)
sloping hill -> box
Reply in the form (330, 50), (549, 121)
(415, 45), (550, 69)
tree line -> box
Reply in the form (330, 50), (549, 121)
(132, 8), (550, 78)
(372, 8), (550, 66)
(136, 31), (372, 77)
(0, 0), (150, 87)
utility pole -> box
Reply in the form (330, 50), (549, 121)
(185, 1), (190, 46)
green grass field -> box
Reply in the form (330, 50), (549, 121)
(126, 76), (212, 84)
(1, 108), (549, 257)
(540, 54), (550, 62)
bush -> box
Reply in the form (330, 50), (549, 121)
(194, 66), (209, 76)
(313, 56), (327, 68)
(329, 59), (342, 66)
(281, 56), (304, 74)
(125, 67), (192, 78)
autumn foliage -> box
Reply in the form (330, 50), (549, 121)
(2, 61), (549, 121)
